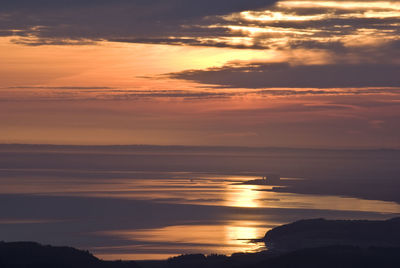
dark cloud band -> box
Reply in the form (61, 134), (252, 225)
(167, 62), (400, 89)
(0, 0), (277, 41)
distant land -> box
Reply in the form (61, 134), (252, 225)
(1, 218), (400, 268)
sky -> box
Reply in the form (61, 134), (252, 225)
(0, 0), (399, 148)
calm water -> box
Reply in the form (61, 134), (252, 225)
(1, 170), (399, 260)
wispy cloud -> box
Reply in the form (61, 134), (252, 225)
(2, 85), (400, 102)
(7, 86), (115, 90)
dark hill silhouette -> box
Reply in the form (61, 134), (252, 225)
(251, 246), (400, 268)
(151, 246), (400, 268)
(264, 217), (400, 251)
(0, 242), (139, 268)
(4, 243), (400, 268)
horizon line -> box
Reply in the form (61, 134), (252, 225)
(0, 143), (399, 152)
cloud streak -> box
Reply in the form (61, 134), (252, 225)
(2, 86), (400, 102)
(167, 62), (400, 89)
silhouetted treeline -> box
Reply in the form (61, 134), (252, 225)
(141, 246), (400, 268)
(5, 242), (400, 268)
(0, 242), (139, 268)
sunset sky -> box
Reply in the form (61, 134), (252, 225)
(1, 0), (399, 148)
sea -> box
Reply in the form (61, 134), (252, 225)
(0, 145), (399, 260)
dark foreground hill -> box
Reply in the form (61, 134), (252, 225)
(264, 217), (400, 251)
(2, 242), (399, 268)
(0, 242), (139, 268)
(160, 246), (400, 268)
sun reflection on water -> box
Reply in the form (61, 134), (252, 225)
(226, 184), (262, 208)
(100, 220), (268, 260)
(223, 183), (268, 253)
(98, 181), (270, 259)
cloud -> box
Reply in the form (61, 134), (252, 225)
(1, 0), (399, 57)
(2, 85), (400, 103)
(7, 86), (115, 90)
(0, 0), (277, 45)
(107, 36), (268, 50)
(212, 104), (354, 117)
(10, 37), (97, 46)
(167, 62), (400, 88)
(0, 87), (238, 102)
(1, 0), (275, 16)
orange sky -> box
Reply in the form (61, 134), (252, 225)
(0, 0), (399, 148)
